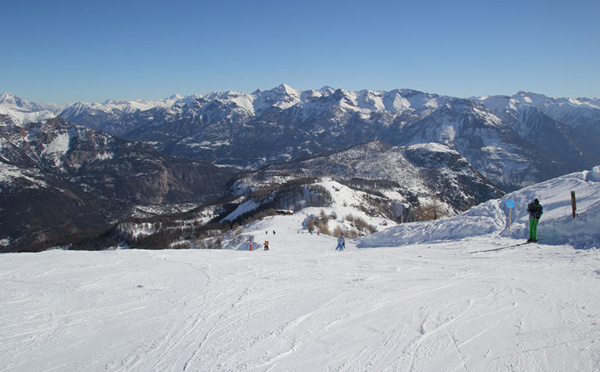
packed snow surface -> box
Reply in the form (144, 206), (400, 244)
(2, 168), (600, 372)
(3, 235), (600, 371)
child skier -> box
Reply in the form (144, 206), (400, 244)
(336, 234), (345, 251)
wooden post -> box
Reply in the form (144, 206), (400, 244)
(571, 191), (577, 218)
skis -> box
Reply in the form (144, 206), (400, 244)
(470, 240), (534, 254)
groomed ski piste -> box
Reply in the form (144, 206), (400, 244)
(2, 167), (600, 372)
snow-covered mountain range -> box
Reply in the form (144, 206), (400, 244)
(45, 85), (600, 190)
(2, 87), (599, 251)
(4, 86), (600, 190)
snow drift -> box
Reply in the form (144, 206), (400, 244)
(359, 166), (600, 249)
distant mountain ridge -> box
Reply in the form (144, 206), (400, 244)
(3, 86), (600, 191)
(48, 85), (600, 190)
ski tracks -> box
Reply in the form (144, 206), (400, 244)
(106, 253), (213, 372)
(4, 239), (600, 371)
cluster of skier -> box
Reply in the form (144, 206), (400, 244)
(254, 198), (544, 251)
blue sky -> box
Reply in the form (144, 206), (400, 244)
(2, 0), (599, 104)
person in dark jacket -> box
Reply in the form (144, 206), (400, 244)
(527, 198), (543, 242)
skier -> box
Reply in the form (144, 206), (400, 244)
(336, 233), (345, 251)
(264, 241), (269, 250)
(527, 198), (543, 242)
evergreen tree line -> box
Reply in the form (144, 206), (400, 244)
(125, 222), (230, 250)
(228, 180), (332, 227)
(338, 178), (401, 198)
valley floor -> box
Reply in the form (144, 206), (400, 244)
(2, 214), (600, 371)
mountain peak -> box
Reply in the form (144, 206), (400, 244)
(0, 92), (28, 108)
(272, 84), (299, 96)
(167, 93), (184, 101)
(0, 92), (16, 100)
(0, 92), (61, 116)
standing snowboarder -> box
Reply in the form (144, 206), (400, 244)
(264, 241), (269, 250)
(336, 234), (345, 251)
(527, 198), (543, 242)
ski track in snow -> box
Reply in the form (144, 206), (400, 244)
(2, 212), (600, 372)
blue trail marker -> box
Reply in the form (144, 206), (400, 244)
(506, 199), (515, 230)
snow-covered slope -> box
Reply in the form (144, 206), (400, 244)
(360, 166), (600, 250)
(221, 178), (399, 238)
(2, 168), (600, 371)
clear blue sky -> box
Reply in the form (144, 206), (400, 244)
(2, 0), (599, 104)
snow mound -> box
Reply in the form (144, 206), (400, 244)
(586, 165), (600, 182)
(360, 167), (600, 249)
